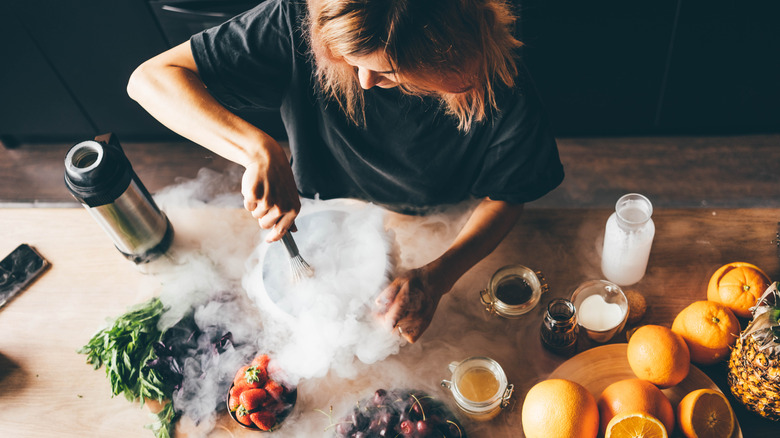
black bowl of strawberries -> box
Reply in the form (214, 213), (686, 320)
(227, 354), (297, 431)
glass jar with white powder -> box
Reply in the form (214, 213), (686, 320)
(601, 193), (655, 286)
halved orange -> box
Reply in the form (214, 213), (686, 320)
(605, 412), (668, 438)
(676, 389), (735, 438)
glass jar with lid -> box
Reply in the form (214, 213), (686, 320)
(480, 265), (548, 318)
(441, 356), (514, 421)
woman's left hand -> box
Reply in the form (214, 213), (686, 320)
(376, 199), (525, 343)
(375, 267), (448, 343)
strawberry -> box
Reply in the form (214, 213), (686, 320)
(245, 365), (268, 387)
(250, 411), (277, 431)
(264, 379), (285, 401)
(228, 394), (241, 412)
(251, 354), (271, 370)
(235, 405), (253, 427)
(232, 375), (261, 394)
(233, 365), (250, 385)
(239, 388), (269, 412)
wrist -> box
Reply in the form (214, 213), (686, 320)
(423, 259), (459, 297)
(239, 131), (283, 169)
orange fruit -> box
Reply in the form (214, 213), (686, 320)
(597, 378), (675, 435)
(707, 262), (771, 318)
(521, 378), (599, 438)
(627, 325), (690, 388)
(676, 389), (735, 438)
(606, 412), (668, 438)
(671, 300), (741, 365)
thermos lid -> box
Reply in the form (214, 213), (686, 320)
(64, 134), (133, 207)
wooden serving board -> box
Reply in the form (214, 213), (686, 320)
(549, 343), (742, 438)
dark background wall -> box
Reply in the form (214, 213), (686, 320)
(520, 0), (780, 136)
(1, 0), (778, 145)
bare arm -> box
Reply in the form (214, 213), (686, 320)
(379, 198), (524, 342)
(429, 198), (524, 291)
(127, 41), (299, 241)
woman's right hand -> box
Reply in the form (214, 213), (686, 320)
(126, 41), (300, 242)
(241, 138), (301, 242)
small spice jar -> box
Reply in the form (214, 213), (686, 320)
(441, 356), (514, 421)
(480, 265), (548, 318)
(540, 298), (579, 356)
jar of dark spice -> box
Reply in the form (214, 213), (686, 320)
(540, 298), (579, 356)
(480, 265), (548, 319)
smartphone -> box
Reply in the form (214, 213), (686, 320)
(0, 244), (50, 309)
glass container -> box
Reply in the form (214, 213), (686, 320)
(441, 356), (513, 421)
(570, 280), (628, 343)
(480, 265), (547, 318)
(540, 298), (579, 356)
(601, 193), (655, 286)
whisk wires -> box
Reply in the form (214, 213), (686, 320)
(281, 232), (315, 283)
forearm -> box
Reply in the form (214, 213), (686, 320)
(127, 41), (282, 168)
(427, 198), (524, 292)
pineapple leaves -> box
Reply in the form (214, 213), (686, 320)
(770, 308), (780, 341)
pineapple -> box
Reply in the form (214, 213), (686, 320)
(727, 281), (780, 421)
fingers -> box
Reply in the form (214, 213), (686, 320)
(395, 322), (420, 343)
(377, 281), (408, 326)
(240, 161), (301, 240)
(244, 198), (298, 242)
(257, 204), (282, 227)
(379, 270), (439, 344)
(264, 213), (297, 242)
(375, 272), (423, 326)
(375, 281), (401, 313)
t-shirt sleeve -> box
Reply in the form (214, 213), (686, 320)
(471, 64), (564, 204)
(189, 0), (294, 112)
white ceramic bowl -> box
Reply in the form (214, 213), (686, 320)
(245, 199), (395, 325)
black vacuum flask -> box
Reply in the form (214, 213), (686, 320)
(64, 133), (174, 264)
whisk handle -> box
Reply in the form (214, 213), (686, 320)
(281, 232), (300, 257)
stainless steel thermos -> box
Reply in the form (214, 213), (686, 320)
(64, 133), (173, 264)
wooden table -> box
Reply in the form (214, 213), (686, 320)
(0, 206), (777, 437)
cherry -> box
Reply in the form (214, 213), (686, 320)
(416, 420), (433, 437)
(334, 422), (353, 436)
(373, 388), (388, 406)
(399, 419), (414, 436)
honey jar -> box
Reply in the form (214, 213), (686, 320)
(441, 356), (513, 421)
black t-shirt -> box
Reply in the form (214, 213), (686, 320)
(190, 0), (563, 212)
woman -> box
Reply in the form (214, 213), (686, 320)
(127, 0), (564, 343)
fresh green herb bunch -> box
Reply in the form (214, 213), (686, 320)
(79, 297), (177, 438)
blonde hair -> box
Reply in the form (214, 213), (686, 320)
(306, 0), (522, 131)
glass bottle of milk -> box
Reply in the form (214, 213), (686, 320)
(601, 193), (655, 286)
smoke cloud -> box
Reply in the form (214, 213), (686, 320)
(144, 167), (416, 436)
(140, 166), (508, 437)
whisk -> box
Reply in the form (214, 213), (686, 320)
(281, 231), (315, 283)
